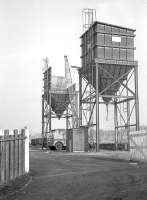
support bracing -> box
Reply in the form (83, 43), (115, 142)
(79, 61), (139, 151)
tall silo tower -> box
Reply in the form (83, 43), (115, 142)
(79, 9), (139, 151)
(42, 57), (78, 144)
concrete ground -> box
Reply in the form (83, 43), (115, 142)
(3, 146), (147, 200)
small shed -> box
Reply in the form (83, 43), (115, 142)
(66, 127), (88, 152)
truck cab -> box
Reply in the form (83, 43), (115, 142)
(47, 129), (66, 151)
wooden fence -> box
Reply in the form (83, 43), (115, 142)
(0, 128), (29, 185)
(130, 130), (147, 162)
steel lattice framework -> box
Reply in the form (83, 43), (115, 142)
(79, 60), (139, 151)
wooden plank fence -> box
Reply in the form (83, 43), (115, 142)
(130, 130), (147, 162)
(0, 128), (29, 185)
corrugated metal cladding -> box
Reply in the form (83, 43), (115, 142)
(81, 21), (135, 66)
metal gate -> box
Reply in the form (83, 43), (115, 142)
(130, 130), (147, 162)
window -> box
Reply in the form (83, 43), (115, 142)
(112, 36), (121, 43)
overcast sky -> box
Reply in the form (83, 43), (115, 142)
(0, 0), (147, 133)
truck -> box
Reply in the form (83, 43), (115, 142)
(47, 129), (66, 151)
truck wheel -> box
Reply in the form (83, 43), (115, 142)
(55, 142), (63, 151)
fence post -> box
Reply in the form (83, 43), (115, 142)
(9, 134), (14, 180)
(14, 129), (19, 178)
(0, 136), (2, 183)
(4, 130), (10, 183)
(0, 133), (5, 183)
(18, 132), (22, 176)
(24, 128), (29, 173)
(21, 129), (25, 175)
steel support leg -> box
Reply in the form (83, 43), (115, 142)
(42, 96), (44, 137)
(114, 101), (118, 150)
(96, 64), (100, 152)
(49, 93), (52, 132)
(126, 79), (130, 151)
(134, 65), (139, 131)
(79, 71), (82, 126)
